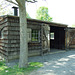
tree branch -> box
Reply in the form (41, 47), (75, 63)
(16, 0), (23, 6)
(6, 0), (18, 6)
(26, 0), (37, 3)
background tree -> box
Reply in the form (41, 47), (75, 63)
(72, 24), (75, 27)
(26, 12), (31, 18)
(0, 0), (13, 16)
(0, 2), (6, 15)
(36, 6), (52, 21)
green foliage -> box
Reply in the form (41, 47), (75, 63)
(26, 12), (31, 18)
(72, 24), (75, 27)
(36, 6), (52, 21)
(0, 61), (5, 66)
(29, 62), (43, 67)
(0, 61), (43, 75)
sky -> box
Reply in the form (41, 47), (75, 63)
(1, 0), (75, 27)
(26, 0), (75, 27)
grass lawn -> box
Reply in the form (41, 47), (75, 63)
(0, 61), (43, 75)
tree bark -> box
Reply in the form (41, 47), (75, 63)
(16, 0), (28, 68)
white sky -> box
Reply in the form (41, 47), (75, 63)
(1, 0), (75, 26)
(26, 0), (75, 26)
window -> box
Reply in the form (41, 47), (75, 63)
(31, 29), (40, 42)
(50, 32), (54, 40)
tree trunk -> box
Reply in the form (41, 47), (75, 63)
(18, 0), (28, 68)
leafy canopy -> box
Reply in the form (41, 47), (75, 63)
(72, 24), (75, 27)
(36, 6), (52, 21)
(26, 12), (31, 18)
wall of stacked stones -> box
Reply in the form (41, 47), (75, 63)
(0, 16), (42, 62)
(66, 28), (75, 49)
(7, 16), (20, 61)
(0, 16), (9, 61)
(69, 28), (75, 49)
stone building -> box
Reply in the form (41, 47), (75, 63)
(0, 15), (75, 62)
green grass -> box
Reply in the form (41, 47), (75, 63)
(0, 61), (43, 75)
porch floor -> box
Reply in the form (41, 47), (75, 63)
(49, 49), (66, 54)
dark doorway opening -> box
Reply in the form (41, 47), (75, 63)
(50, 26), (65, 50)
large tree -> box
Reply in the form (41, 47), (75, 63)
(6, 0), (37, 68)
(36, 6), (52, 21)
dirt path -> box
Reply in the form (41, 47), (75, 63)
(29, 50), (75, 75)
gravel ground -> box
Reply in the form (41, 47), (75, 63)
(29, 50), (75, 75)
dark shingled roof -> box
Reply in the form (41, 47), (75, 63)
(0, 15), (68, 28)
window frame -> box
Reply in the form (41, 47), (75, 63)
(31, 29), (40, 42)
(50, 32), (54, 40)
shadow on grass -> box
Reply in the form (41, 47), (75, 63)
(0, 61), (43, 75)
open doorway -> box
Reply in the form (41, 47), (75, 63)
(50, 26), (65, 52)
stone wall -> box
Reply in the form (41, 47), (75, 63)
(66, 28), (75, 49)
(0, 15), (42, 62)
(0, 16), (9, 61)
(0, 15), (68, 62)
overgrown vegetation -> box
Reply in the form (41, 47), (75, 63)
(0, 61), (43, 75)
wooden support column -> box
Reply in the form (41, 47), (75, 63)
(48, 26), (50, 52)
(65, 28), (68, 50)
(40, 24), (43, 56)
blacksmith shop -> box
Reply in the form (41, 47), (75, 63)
(0, 15), (75, 62)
